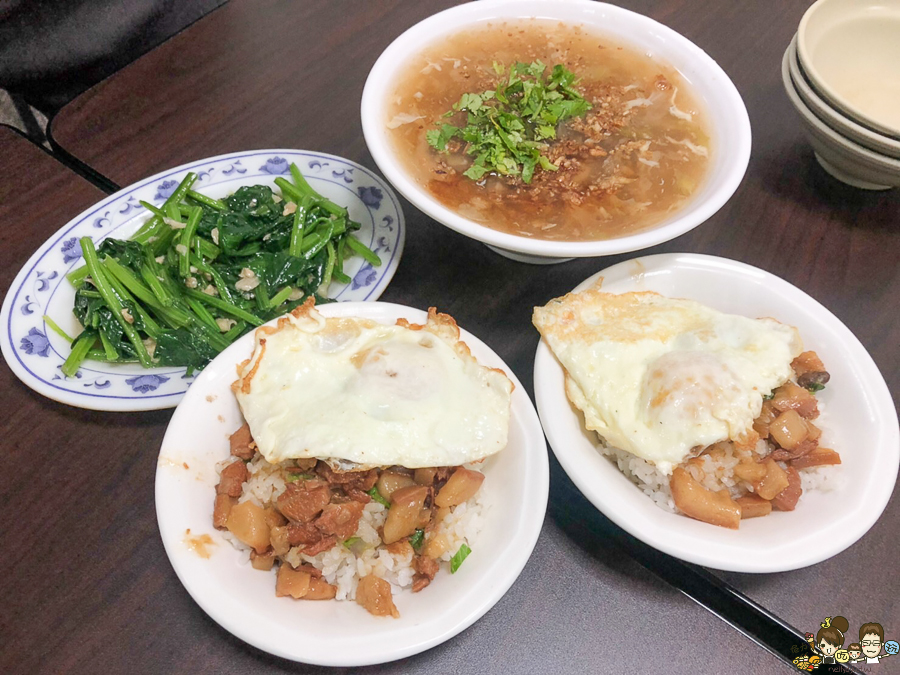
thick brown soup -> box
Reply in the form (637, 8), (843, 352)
(385, 21), (712, 241)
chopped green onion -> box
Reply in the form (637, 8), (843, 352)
(449, 544), (471, 573)
(409, 529), (424, 551)
(805, 382), (826, 393)
(343, 537), (361, 549)
(366, 486), (391, 508)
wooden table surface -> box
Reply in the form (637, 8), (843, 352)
(7, 0), (898, 671)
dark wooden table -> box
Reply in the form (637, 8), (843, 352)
(6, 0), (898, 671)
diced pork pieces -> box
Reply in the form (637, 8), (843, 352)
(216, 460), (249, 497)
(356, 575), (399, 618)
(412, 555), (440, 593)
(277, 480), (331, 523)
(314, 502), (365, 540)
(274, 481), (365, 554)
(229, 423), (256, 460)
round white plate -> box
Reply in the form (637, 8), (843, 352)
(1, 150), (404, 411)
(533, 253), (899, 573)
(155, 301), (549, 666)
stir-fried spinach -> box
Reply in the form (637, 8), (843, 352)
(62, 164), (380, 376)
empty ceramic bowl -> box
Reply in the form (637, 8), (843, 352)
(787, 36), (900, 160)
(782, 42), (900, 190)
(798, 0), (900, 138)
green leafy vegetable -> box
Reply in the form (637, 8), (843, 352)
(59, 164), (380, 376)
(366, 486), (391, 508)
(426, 61), (591, 183)
(449, 544), (471, 574)
(409, 529), (424, 551)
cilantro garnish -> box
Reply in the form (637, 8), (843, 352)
(425, 61), (591, 184)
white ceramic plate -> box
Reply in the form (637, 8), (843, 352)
(0, 150), (405, 411)
(156, 301), (549, 666)
(533, 253), (899, 572)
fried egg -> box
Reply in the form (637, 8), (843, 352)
(533, 290), (802, 473)
(233, 300), (513, 468)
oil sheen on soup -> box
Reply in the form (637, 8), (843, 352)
(385, 21), (712, 241)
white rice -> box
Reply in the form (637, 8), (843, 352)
(217, 456), (487, 601)
(594, 400), (841, 516)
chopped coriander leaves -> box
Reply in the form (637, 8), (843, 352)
(425, 60), (591, 184)
(449, 544), (471, 573)
(425, 124), (458, 152)
(367, 486), (391, 508)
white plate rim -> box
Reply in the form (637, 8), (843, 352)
(0, 149), (405, 412)
(533, 252), (899, 572)
(155, 300), (549, 666)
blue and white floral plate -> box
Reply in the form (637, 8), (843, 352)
(0, 150), (405, 412)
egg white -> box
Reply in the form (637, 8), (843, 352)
(533, 290), (802, 472)
(234, 303), (513, 468)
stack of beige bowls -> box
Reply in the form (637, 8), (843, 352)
(783, 0), (900, 189)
